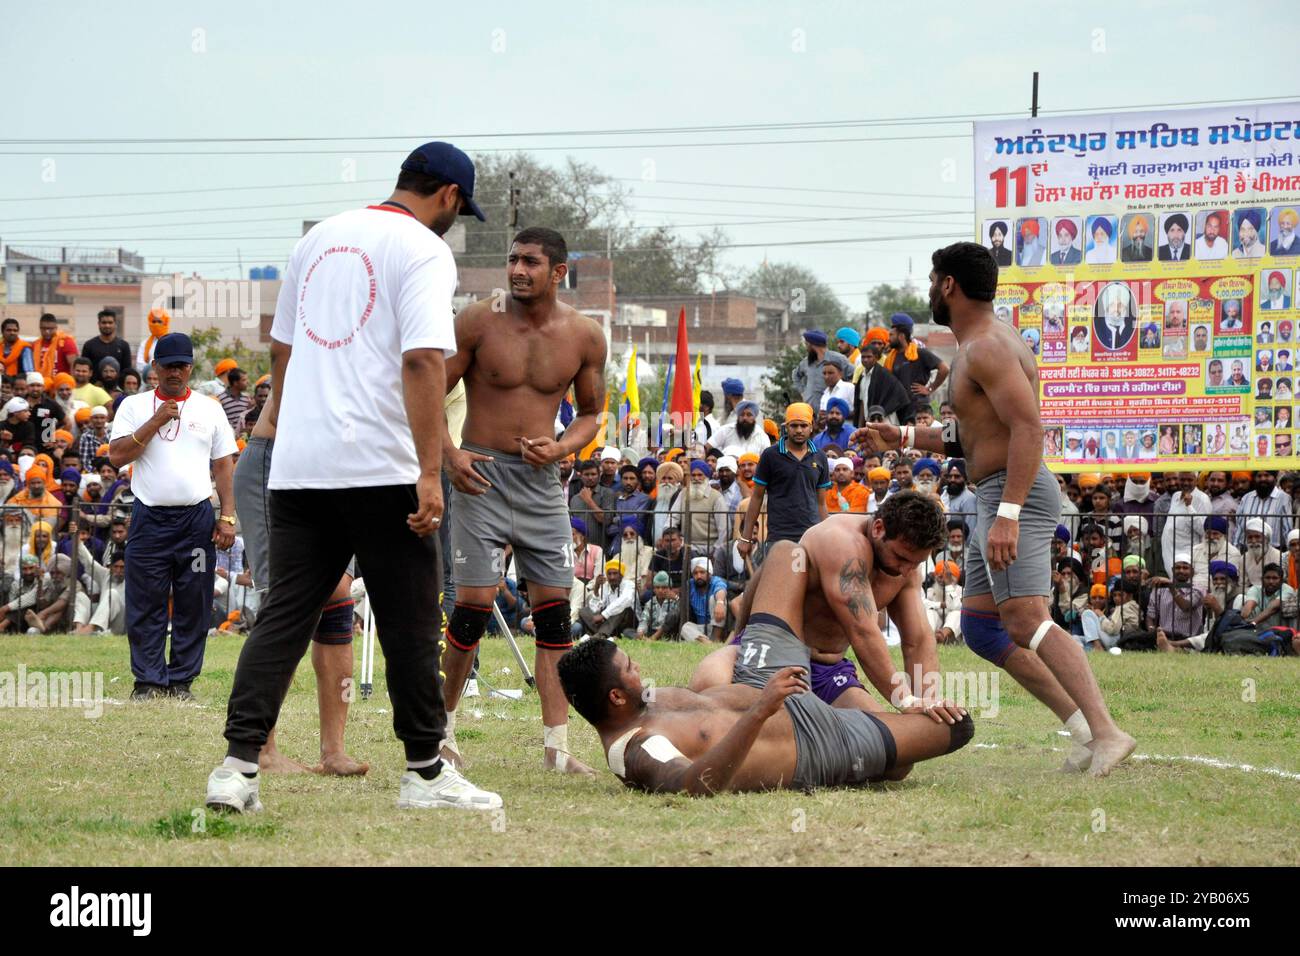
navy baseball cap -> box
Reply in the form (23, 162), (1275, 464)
(400, 141), (487, 222)
(153, 332), (194, 366)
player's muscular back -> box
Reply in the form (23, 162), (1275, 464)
(458, 298), (600, 453)
(948, 320), (1039, 483)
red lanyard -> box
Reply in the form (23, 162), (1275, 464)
(153, 388), (191, 442)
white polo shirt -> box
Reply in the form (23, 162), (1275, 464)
(268, 205), (458, 489)
(111, 389), (238, 507)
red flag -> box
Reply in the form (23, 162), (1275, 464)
(669, 307), (694, 443)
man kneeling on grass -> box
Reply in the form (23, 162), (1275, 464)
(557, 638), (972, 795)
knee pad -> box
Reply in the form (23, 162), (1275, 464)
(446, 602), (492, 652)
(531, 599), (572, 651)
(313, 599), (355, 645)
(961, 609), (1016, 667)
(945, 713), (975, 754)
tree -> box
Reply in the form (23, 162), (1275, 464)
(760, 342), (806, 419)
(189, 326), (270, 379)
(863, 281), (928, 329)
(740, 261), (847, 331)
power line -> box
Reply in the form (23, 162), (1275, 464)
(4, 94), (1294, 144)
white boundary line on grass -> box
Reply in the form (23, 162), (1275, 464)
(973, 742), (1300, 782)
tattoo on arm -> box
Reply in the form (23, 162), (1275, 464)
(839, 558), (876, 619)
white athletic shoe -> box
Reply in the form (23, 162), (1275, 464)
(205, 767), (264, 813)
(397, 765), (503, 811)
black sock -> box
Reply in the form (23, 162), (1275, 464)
(413, 759), (444, 781)
(241, 771), (257, 779)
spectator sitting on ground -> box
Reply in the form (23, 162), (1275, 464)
(635, 571), (680, 641)
(10, 467), (64, 530)
(0, 554), (52, 632)
(683, 556), (728, 643)
(73, 543), (127, 635)
(1191, 515), (1241, 592)
(576, 559), (636, 639)
(1201, 560), (1244, 629)
(648, 525), (686, 600)
(1240, 563), (1297, 631)
(24, 553), (73, 634)
(616, 520), (655, 593)
(926, 559), (963, 644)
(569, 517), (605, 611)
(1078, 584), (1121, 652)
(1240, 518), (1282, 588)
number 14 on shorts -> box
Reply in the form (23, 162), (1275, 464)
(741, 642), (771, 669)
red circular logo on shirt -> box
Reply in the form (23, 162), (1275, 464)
(297, 246), (377, 350)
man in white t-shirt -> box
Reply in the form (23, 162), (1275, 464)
(205, 142), (500, 815)
(109, 333), (238, 702)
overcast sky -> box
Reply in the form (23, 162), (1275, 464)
(3, 0), (1296, 313)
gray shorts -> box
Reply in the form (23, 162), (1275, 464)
(732, 616), (895, 788)
(963, 464), (1060, 604)
(232, 436), (356, 594)
(448, 442), (574, 590)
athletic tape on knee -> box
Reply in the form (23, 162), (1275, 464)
(532, 599), (573, 650)
(314, 599), (355, 644)
(447, 602), (492, 652)
(1028, 619), (1054, 653)
(960, 609), (1017, 667)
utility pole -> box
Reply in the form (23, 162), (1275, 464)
(1031, 71), (1039, 118)
(506, 171), (519, 254)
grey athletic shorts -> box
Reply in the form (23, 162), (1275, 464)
(232, 436), (356, 594)
(448, 442), (574, 590)
(732, 616), (895, 788)
(963, 464), (1060, 604)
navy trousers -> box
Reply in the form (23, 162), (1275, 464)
(125, 500), (216, 688)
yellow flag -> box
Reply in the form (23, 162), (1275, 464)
(691, 353), (703, 427)
(623, 347), (640, 418)
(580, 392), (611, 461)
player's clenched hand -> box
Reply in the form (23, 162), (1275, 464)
(407, 472), (444, 537)
(518, 435), (564, 467)
(756, 666), (809, 717)
(849, 422), (900, 455)
(986, 515), (1018, 571)
(447, 446), (493, 495)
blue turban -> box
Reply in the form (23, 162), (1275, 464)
(636, 456), (659, 472)
(1091, 217), (1113, 240)
(890, 313), (914, 332)
(618, 514), (640, 531)
(1204, 515), (1228, 534)
(912, 457), (940, 477)
(721, 378), (745, 397)
(0, 461), (12, 478)
(834, 326), (862, 348)
(1054, 524), (1071, 543)
(736, 400), (760, 418)
(802, 330), (828, 347)
(60, 467), (81, 484)
(690, 460), (713, 478)
(570, 517), (588, 537)
(1238, 209), (1262, 231)
(825, 397), (851, 418)
(947, 458), (967, 478)
(1209, 560), (1238, 581)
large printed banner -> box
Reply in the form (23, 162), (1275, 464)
(973, 103), (1300, 472)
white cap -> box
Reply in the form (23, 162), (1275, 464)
(25, 372), (44, 387)
(1173, 552), (1192, 565)
(831, 457), (855, 471)
(90, 405), (108, 418)
(1245, 517), (1266, 534)
(691, 556), (712, 574)
(715, 455), (738, 473)
(3, 397), (29, 416)
(1287, 528), (1299, 544)
(599, 447), (621, 462)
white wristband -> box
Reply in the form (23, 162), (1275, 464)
(997, 502), (1022, 521)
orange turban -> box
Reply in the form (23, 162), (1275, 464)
(784, 403), (814, 426)
(1076, 472), (1101, 490)
(1128, 471), (1151, 481)
(1107, 557), (1122, 579)
(75, 407), (92, 425)
(236, 438), (247, 452)
(738, 453), (760, 465)
(1020, 219), (1040, 238)
(864, 327), (890, 347)
(53, 429), (74, 445)
(255, 373), (271, 388)
(663, 448), (684, 462)
(52, 372), (75, 391)
(1231, 471), (1252, 481)
(764, 418), (780, 438)
(140, 308), (171, 368)
(937, 560), (961, 579)
(24, 464), (49, 484)
(34, 453), (54, 476)
(215, 358), (238, 377)
(868, 466), (891, 481)
(1090, 584), (1109, 599)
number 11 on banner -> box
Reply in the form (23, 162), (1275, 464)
(989, 166), (1029, 208)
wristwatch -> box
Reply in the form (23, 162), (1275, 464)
(219, 514), (237, 526)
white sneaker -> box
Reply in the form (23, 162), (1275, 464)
(205, 767), (264, 813)
(397, 765), (502, 811)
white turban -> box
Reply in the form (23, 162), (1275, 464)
(1122, 515), (1148, 537)
(691, 557), (712, 575)
(1245, 518), (1266, 534)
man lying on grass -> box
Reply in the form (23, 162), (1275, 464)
(557, 639), (973, 796)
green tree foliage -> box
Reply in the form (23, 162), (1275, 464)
(863, 281), (929, 329)
(760, 342), (806, 418)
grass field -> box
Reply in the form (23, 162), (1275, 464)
(2, 632), (1298, 866)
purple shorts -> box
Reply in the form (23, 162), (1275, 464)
(729, 628), (863, 705)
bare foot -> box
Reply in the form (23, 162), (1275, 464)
(1060, 740), (1093, 773)
(1087, 732), (1137, 778)
(1155, 628), (1173, 653)
(24, 610), (45, 634)
(314, 752), (370, 776)
(545, 748), (596, 776)
(259, 748), (311, 774)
